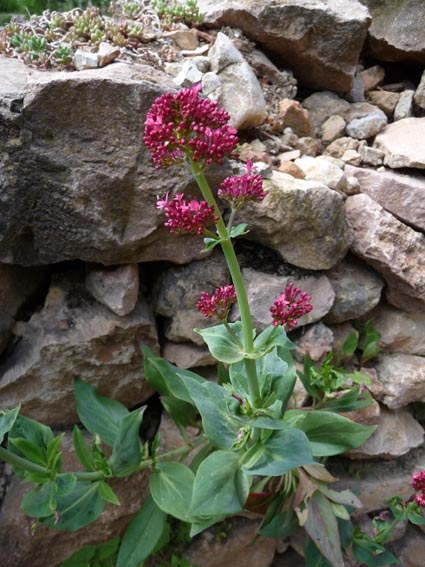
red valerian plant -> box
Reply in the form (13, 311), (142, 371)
(0, 84), (405, 567)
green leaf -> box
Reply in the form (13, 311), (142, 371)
(250, 417), (289, 430)
(150, 462), (195, 522)
(304, 538), (332, 567)
(41, 481), (105, 531)
(8, 415), (54, 452)
(109, 408), (145, 477)
(0, 406), (20, 444)
(304, 491), (344, 567)
(319, 487), (362, 509)
(46, 434), (65, 469)
(286, 410), (375, 456)
(183, 376), (240, 449)
(341, 332), (358, 357)
(254, 325), (294, 357)
(260, 503), (299, 539)
(352, 534), (398, 566)
(406, 502), (425, 525)
(72, 426), (96, 472)
(98, 482), (121, 506)
(74, 378), (129, 446)
(202, 236), (221, 252)
(195, 322), (244, 363)
(189, 451), (250, 517)
(55, 473), (77, 496)
(242, 428), (314, 476)
(116, 495), (167, 567)
(22, 481), (56, 518)
(229, 223), (248, 238)
(60, 537), (120, 567)
(9, 438), (47, 466)
(190, 515), (224, 537)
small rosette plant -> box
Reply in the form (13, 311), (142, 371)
(0, 85), (407, 567)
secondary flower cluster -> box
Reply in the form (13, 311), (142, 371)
(218, 160), (266, 210)
(412, 470), (425, 508)
(270, 283), (313, 330)
(144, 84), (238, 168)
(197, 285), (237, 320)
(156, 193), (218, 235)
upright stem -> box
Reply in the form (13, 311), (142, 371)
(189, 160), (260, 405)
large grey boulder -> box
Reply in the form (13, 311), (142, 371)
(197, 0), (371, 92)
(239, 171), (352, 270)
(0, 274), (158, 426)
(0, 57), (226, 266)
(362, 0), (425, 64)
(346, 194), (425, 313)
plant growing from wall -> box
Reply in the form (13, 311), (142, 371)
(0, 84), (421, 567)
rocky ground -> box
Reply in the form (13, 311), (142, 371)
(1, 1), (425, 566)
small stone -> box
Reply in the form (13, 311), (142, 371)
(97, 42), (120, 67)
(345, 75), (365, 103)
(201, 71), (221, 100)
(294, 156), (348, 192)
(394, 89), (415, 120)
(278, 149), (301, 162)
(73, 49), (98, 70)
(358, 145), (384, 166)
(302, 91), (350, 134)
(278, 161), (305, 179)
(295, 136), (320, 157)
(85, 264), (139, 317)
(414, 69), (425, 115)
(173, 59), (204, 87)
(368, 89), (400, 117)
(294, 322), (333, 362)
(209, 31), (244, 72)
(359, 65), (385, 91)
(345, 111), (388, 139)
(321, 115), (346, 144)
(323, 136), (359, 159)
(344, 175), (360, 195)
(278, 99), (313, 137)
(167, 29), (199, 51)
(341, 149), (362, 165)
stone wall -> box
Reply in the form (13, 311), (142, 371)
(1, 1), (425, 566)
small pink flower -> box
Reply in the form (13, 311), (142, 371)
(144, 84), (238, 169)
(218, 160), (266, 209)
(412, 471), (425, 493)
(197, 285), (237, 320)
(415, 493), (425, 508)
(157, 193), (218, 235)
(270, 282), (313, 330)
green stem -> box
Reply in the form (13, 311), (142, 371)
(189, 160), (260, 405)
(138, 434), (207, 471)
(0, 445), (49, 475)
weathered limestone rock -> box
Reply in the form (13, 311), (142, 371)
(294, 156), (348, 192)
(0, 57), (227, 266)
(198, 0), (370, 92)
(368, 89), (400, 117)
(320, 115), (346, 144)
(294, 322), (333, 362)
(85, 264), (139, 316)
(363, 0), (425, 64)
(278, 99), (313, 137)
(231, 268), (335, 332)
(393, 89), (415, 121)
(358, 145), (384, 166)
(186, 517), (276, 567)
(153, 252), (229, 345)
(345, 165), (425, 231)
(334, 447), (425, 514)
(345, 110), (387, 139)
(371, 354), (425, 409)
(0, 434), (151, 567)
(162, 341), (215, 369)
(346, 194), (425, 312)
(208, 32), (266, 129)
(347, 407), (424, 459)
(0, 274), (158, 426)
(393, 526), (425, 567)
(374, 118), (425, 169)
(324, 256), (384, 324)
(303, 91), (350, 133)
(359, 65), (385, 92)
(239, 171), (352, 270)
(414, 69), (425, 114)
(371, 304), (425, 355)
(323, 136), (359, 159)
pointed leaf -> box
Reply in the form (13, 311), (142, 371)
(116, 495), (167, 567)
(74, 378), (129, 446)
(22, 481), (56, 518)
(98, 482), (121, 506)
(195, 322), (244, 363)
(242, 428), (314, 476)
(72, 426), (96, 472)
(150, 461), (195, 522)
(0, 406), (20, 444)
(189, 450), (250, 517)
(109, 408), (145, 477)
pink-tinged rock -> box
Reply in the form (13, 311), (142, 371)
(0, 274), (158, 426)
(162, 341), (215, 369)
(368, 89), (400, 118)
(359, 65), (385, 91)
(345, 165), (425, 232)
(197, 0), (370, 92)
(278, 99), (313, 137)
(370, 353), (425, 409)
(294, 322), (333, 362)
(347, 407), (424, 459)
(85, 264), (139, 316)
(371, 303), (425, 355)
(374, 118), (425, 169)
(345, 194), (425, 313)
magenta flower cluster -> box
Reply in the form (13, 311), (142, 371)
(156, 193), (218, 235)
(218, 160), (267, 210)
(197, 285), (237, 320)
(412, 470), (425, 508)
(144, 84), (238, 168)
(270, 282), (313, 330)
